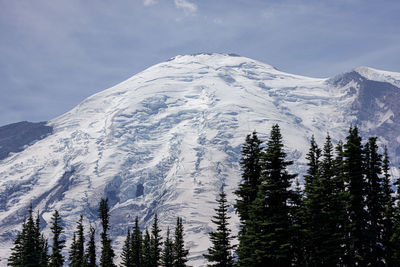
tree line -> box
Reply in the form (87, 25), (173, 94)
(7, 198), (189, 267)
(221, 124), (400, 266)
(8, 124), (400, 266)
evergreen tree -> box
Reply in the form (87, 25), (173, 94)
(131, 217), (142, 267)
(121, 229), (132, 267)
(142, 229), (152, 267)
(381, 147), (395, 266)
(234, 131), (263, 264)
(234, 131), (263, 222)
(364, 137), (385, 266)
(8, 223), (24, 267)
(303, 135), (323, 265)
(85, 225), (97, 267)
(173, 217), (189, 267)
(243, 124), (296, 266)
(49, 210), (65, 267)
(99, 198), (116, 267)
(203, 189), (234, 267)
(162, 227), (174, 267)
(150, 214), (163, 267)
(69, 215), (85, 267)
(344, 126), (368, 265)
(8, 207), (48, 267)
(289, 179), (306, 266)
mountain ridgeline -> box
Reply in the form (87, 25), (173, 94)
(1, 53), (400, 265)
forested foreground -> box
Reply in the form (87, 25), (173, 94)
(8, 124), (400, 266)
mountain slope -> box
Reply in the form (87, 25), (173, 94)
(0, 54), (399, 265)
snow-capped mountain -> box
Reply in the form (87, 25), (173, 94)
(0, 53), (399, 266)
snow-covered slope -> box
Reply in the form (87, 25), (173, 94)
(0, 53), (399, 266)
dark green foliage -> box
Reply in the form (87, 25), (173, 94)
(289, 179), (306, 266)
(344, 126), (368, 265)
(364, 137), (385, 265)
(234, 132), (263, 265)
(203, 189), (234, 267)
(69, 215), (85, 267)
(85, 225), (97, 267)
(142, 229), (152, 267)
(382, 147), (395, 266)
(121, 229), (132, 267)
(99, 198), (116, 267)
(239, 124), (296, 266)
(303, 134), (346, 266)
(150, 214), (163, 267)
(131, 217), (142, 267)
(162, 228), (174, 267)
(173, 217), (189, 267)
(8, 207), (48, 267)
(234, 131), (263, 223)
(49, 210), (65, 267)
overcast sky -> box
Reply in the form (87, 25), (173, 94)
(0, 0), (399, 126)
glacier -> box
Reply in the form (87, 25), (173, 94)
(0, 53), (399, 266)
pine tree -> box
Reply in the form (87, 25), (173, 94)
(289, 179), (306, 266)
(121, 229), (133, 267)
(69, 215), (85, 267)
(364, 137), (385, 265)
(85, 225), (97, 267)
(203, 189), (234, 267)
(150, 214), (163, 267)
(234, 131), (263, 222)
(234, 131), (263, 264)
(243, 124), (296, 266)
(8, 207), (48, 267)
(344, 126), (368, 265)
(131, 217), (142, 267)
(99, 198), (116, 267)
(381, 147), (395, 266)
(173, 217), (189, 267)
(49, 210), (65, 267)
(142, 229), (152, 267)
(303, 135), (323, 265)
(162, 227), (174, 267)
(8, 224), (24, 266)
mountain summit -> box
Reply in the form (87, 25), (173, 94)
(0, 53), (399, 265)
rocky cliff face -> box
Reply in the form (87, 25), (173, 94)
(0, 54), (399, 265)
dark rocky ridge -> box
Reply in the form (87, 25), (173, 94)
(0, 121), (53, 160)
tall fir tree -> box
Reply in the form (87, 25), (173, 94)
(173, 217), (189, 267)
(203, 189), (234, 267)
(234, 131), (263, 264)
(131, 217), (142, 267)
(289, 179), (307, 266)
(69, 215), (85, 267)
(121, 229), (133, 267)
(142, 229), (152, 267)
(150, 214), (163, 267)
(85, 225), (97, 267)
(162, 227), (174, 267)
(364, 137), (385, 266)
(8, 207), (48, 267)
(99, 198), (116, 267)
(8, 220), (25, 266)
(241, 124), (296, 266)
(49, 210), (65, 267)
(303, 135), (323, 266)
(381, 146), (395, 266)
(344, 126), (368, 265)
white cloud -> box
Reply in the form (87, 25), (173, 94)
(143, 0), (158, 6)
(174, 0), (197, 15)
